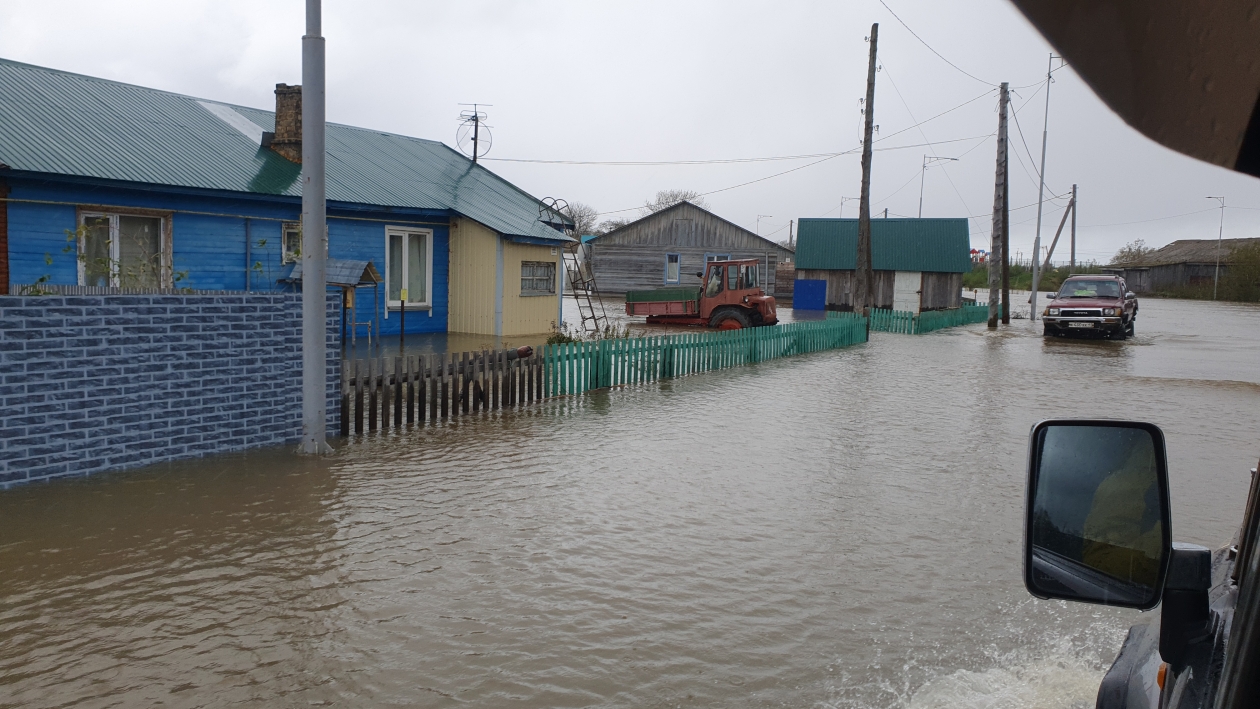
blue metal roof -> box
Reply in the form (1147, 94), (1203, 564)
(0, 58), (570, 242)
(794, 218), (972, 272)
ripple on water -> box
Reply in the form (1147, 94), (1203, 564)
(1, 298), (1257, 708)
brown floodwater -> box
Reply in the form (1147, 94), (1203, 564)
(2, 298), (1258, 708)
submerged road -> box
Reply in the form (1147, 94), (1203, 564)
(1, 298), (1257, 708)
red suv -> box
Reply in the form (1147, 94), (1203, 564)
(1041, 275), (1138, 339)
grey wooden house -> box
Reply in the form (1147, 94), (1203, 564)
(585, 201), (794, 294)
(1103, 237), (1260, 294)
(793, 218), (972, 312)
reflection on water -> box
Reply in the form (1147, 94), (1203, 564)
(1, 298), (1257, 708)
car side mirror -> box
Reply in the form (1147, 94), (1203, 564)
(695, 271), (704, 278)
(1126, 291), (1135, 299)
(1024, 419), (1172, 610)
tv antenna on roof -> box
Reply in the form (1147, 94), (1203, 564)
(457, 103), (492, 163)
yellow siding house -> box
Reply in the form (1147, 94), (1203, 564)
(448, 217), (564, 337)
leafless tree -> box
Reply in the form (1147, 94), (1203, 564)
(641, 189), (708, 216)
(594, 218), (630, 235)
(563, 201), (600, 237)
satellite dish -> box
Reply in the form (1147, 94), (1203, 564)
(456, 108), (492, 161)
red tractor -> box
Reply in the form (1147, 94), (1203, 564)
(624, 258), (778, 329)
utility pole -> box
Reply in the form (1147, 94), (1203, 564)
(919, 155), (958, 218)
(1069, 184), (1077, 271)
(1030, 54), (1058, 322)
(988, 83), (1008, 329)
(788, 219), (795, 249)
(757, 215), (773, 235)
(299, 0), (330, 455)
(1001, 129), (1010, 324)
(855, 23), (878, 318)
(1207, 195), (1225, 299)
(1040, 192), (1075, 273)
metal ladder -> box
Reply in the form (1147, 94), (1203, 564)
(563, 241), (609, 334)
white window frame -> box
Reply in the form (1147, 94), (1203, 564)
(664, 253), (681, 284)
(384, 226), (434, 310)
(77, 211), (169, 288)
(281, 222), (302, 264)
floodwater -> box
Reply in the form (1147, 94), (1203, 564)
(2, 298), (1258, 709)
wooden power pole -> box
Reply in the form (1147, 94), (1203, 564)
(855, 23), (878, 318)
(1001, 128), (1011, 324)
(1069, 183), (1077, 271)
(988, 83), (1008, 328)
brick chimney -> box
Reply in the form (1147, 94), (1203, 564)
(262, 83), (302, 163)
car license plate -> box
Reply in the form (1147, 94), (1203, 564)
(1068, 322), (1094, 328)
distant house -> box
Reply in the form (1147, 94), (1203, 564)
(1103, 237), (1260, 294)
(584, 201), (794, 295)
(0, 58), (571, 337)
(792, 218), (972, 312)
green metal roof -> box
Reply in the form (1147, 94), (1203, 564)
(0, 58), (570, 242)
(794, 218), (972, 273)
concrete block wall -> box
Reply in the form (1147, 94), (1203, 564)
(0, 292), (341, 488)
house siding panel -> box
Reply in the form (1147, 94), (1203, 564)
(4, 176), (449, 334)
(502, 240), (560, 336)
(448, 217), (499, 335)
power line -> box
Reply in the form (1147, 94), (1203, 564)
(1075, 207), (1219, 229)
(876, 0), (996, 86)
(487, 134), (988, 166)
(881, 63), (974, 215)
(595, 88), (997, 216)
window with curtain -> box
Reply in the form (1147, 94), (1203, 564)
(387, 229), (430, 306)
(282, 223), (302, 264)
(78, 212), (165, 288)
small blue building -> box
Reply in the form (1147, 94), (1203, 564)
(0, 59), (571, 337)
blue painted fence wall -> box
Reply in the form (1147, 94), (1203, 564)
(6, 176), (450, 335)
(0, 292), (341, 489)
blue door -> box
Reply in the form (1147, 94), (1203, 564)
(794, 279), (827, 310)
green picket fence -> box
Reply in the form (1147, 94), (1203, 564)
(829, 304), (989, 334)
(914, 304), (990, 333)
(543, 316), (869, 396)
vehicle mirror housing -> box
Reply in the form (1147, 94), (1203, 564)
(1126, 291), (1136, 299)
(1024, 420), (1172, 610)
(695, 271), (704, 278)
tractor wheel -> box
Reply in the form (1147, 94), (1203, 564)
(711, 308), (751, 330)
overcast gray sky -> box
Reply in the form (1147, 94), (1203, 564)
(4, 0), (1260, 263)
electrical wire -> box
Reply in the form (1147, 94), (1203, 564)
(484, 135), (989, 166)
(876, 0), (996, 86)
(1074, 208), (1219, 229)
(594, 88), (998, 216)
(881, 63), (974, 215)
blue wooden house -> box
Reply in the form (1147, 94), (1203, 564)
(0, 58), (571, 337)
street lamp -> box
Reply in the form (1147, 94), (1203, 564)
(838, 196), (858, 218)
(756, 214), (773, 235)
(919, 155), (959, 218)
(1206, 196), (1225, 300)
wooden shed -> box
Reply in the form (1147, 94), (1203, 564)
(585, 201), (794, 295)
(1103, 237), (1260, 294)
(793, 218), (971, 313)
